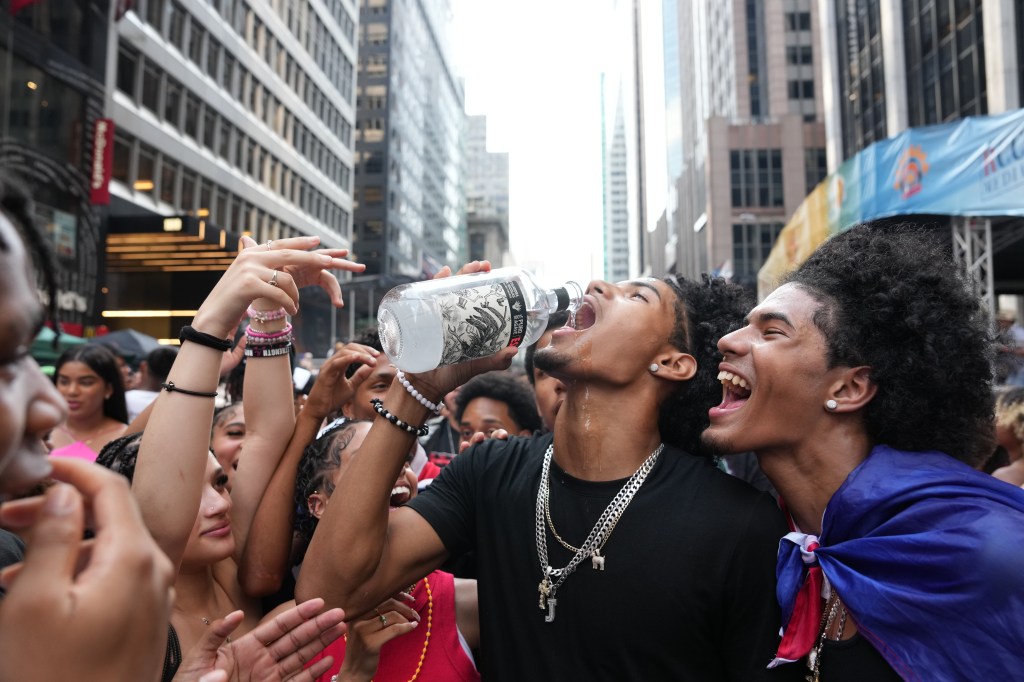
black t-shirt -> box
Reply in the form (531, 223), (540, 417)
(408, 432), (803, 682)
(821, 633), (903, 682)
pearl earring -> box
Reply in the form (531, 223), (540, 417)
(825, 399), (838, 411)
(649, 364), (659, 373)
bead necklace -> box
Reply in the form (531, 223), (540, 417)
(333, 576), (433, 682)
(534, 442), (664, 622)
(806, 591), (848, 682)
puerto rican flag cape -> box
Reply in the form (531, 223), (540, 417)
(771, 445), (1024, 681)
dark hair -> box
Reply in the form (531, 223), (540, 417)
(785, 223), (994, 465)
(293, 419), (371, 548)
(54, 344), (129, 423)
(95, 431), (145, 483)
(524, 311), (569, 386)
(0, 172), (58, 327)
(659, 274), (752, 454)
(145, 346), (179, 383)
(455, 371), (543, 433)
(212, 402), (244, 437)
(344, 328), (383, 379)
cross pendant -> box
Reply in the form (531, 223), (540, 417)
(591, 550), (605, 571)
(544, 597), (558, 623)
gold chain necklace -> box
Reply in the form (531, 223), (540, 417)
(334, 576), (433, 682)
(806, 592), (848, 682)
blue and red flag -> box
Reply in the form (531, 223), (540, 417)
(772, 445), (1024, 680)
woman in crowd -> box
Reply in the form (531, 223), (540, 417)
(296, 419), (480, 682)
(48, 343), (129, 460)
(702, 224), (1024, 680)
(992, 386), (1024, 486)
(98, 233), (361, 679)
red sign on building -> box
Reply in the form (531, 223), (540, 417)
(89, 118), (114, 205)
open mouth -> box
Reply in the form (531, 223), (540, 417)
(716, 370), (751, 411)
(390, 484), (411, 506)
(571, 302), (597, 331)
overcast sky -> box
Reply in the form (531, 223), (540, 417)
(451, 0), (667, 289)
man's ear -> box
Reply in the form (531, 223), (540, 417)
(826, 366), (877, 412)
(652, 352), (697, 382)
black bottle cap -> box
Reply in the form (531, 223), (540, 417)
(554, 287), (570, 311)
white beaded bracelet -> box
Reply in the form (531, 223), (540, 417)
(395, 369), (441, 415)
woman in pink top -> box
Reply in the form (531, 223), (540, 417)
(48, 344), (128, 460)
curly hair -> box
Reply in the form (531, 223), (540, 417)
(55, 344), (129, 424)
(658, 275), (753, 454)
(785, 223), (994, 465)
(996, 386), (1024, 443)
(293, 419), (371, 550)
(95, 431), (145, 483)
(454, 371), (542, 434)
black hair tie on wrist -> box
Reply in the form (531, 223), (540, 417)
(161, 381), (218, 398)
(179, 325), (232, 352)
(370, 398), (429, 437)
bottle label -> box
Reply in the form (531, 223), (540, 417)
(439, 280), (527, 366)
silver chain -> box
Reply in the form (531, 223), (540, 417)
(534, 441), (664, 619)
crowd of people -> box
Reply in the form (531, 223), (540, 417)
(1, 166), (1023, 681)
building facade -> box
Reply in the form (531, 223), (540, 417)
(819, 0), (1021, 168)
(106, 0), (358, 350)
(343, 0), (465, 337)
(1, 1), (113, 336)
(652, 0), (828, 294)
(464, 115), (509, 265)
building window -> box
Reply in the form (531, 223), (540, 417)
(835, 0), (887, 159)
(116, 45), (139, 97)
(730, 149), (784, 207)
(732, 222), (784, 292)
(805, 148), (828, 193)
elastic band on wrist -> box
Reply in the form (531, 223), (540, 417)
(161, 381), (218, 398)
(247, 306), (288, 323)
(370, 398), (428, 437)
(179, 326), (232, 352)
(395, 369), (441, 415)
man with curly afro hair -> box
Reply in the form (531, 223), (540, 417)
(299, 273), (805, 681)
(703, 223), (1024, 681)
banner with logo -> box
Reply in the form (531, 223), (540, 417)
(759, 107), (1024, 296)
(89, 118), (114, 205)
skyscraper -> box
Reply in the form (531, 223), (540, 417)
(465, 115), (509, 265)
(652, 0), (828, 294)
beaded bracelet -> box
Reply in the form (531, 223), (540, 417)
(370, 398), (428, 437)
(395, 369), (441, 415)
(244, 343), (293, 358)
(247, 306), (288, 324)
(179, 325), (232, 352)
(245, 323), (293, 340)
(244, 338), (292, 351)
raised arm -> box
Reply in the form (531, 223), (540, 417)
(296, 346), (517, 617)
(238, 344), (379, 596)
(133, 236), (360, 569)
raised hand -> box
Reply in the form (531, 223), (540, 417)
(175, 598), (346, 682)
(0, 459), (175, 682)
(458, 428), (510, 454)
(192, 236), (364, 340)
(303, 344), (382, 422)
